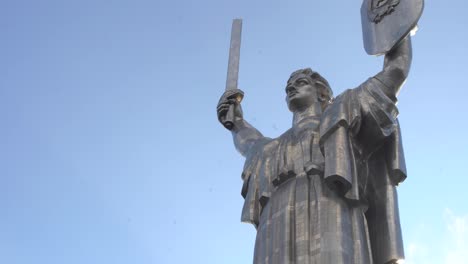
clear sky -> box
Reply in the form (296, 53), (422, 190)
(1, 0), (467, 263)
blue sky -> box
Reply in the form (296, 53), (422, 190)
(1, 0), (467, 263)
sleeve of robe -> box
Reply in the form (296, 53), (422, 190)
(319, 77), (407, 264)
(240, 137), (277, 228)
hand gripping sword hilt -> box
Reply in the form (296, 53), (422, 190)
(222, 89), (244, 130)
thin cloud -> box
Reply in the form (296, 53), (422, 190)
(403, 209), (468, 264)
(443, 209), (468, 264)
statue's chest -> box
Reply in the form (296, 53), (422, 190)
(271, 119), (324, 187)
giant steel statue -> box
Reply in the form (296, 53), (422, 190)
(216, 1), (423, 263)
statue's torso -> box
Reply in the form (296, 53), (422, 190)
(252, 114), (373, 264)
(269, 116), (324, 189)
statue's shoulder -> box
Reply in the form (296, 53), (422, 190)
(245, 137), (278, 158)
(320, 88), (362, 140)
(262, 137), (280, 152)
(245, 130), (292, 161)
(332, 88), (355, 103)
(322, 88), (358, 119)
(324, 78), (378, 115)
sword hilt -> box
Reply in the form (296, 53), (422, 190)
(221, 89), (244, 130)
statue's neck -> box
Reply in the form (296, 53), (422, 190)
(292, 103), (322, 127)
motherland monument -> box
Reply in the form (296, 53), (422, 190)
(216, 1), (424, 263)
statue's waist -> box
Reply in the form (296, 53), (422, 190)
(271, 161), (324, 187)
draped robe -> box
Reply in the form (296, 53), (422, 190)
(240, 78), (407, 264)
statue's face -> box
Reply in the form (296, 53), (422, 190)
(285, 73), (318, 112)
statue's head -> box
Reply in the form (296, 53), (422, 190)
(285, 68), (333, 112)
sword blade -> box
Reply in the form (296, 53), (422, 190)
(225, 19), (242, 91)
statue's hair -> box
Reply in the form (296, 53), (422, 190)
(289, 68), (333, 109)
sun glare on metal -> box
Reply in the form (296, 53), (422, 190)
(410, 25), (419, 36)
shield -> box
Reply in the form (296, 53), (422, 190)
(361, 0), (424, 55)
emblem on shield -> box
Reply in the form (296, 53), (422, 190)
(368, 0), (400, 23)
(361, 0), (424, 55)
